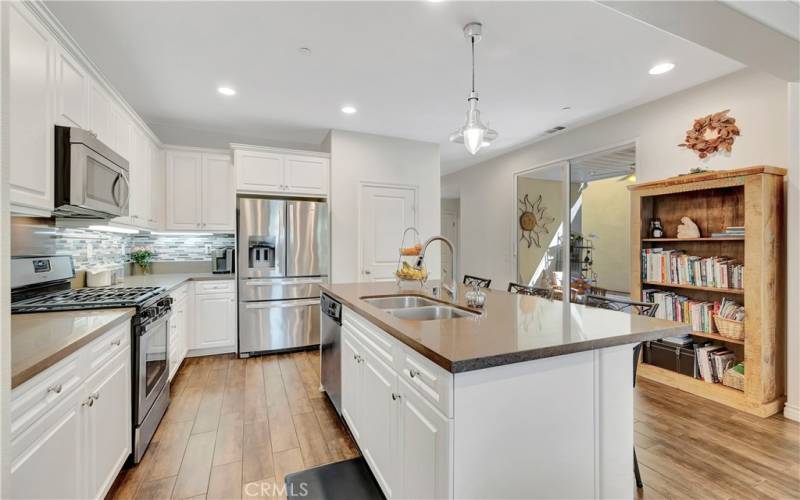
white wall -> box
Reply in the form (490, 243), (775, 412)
(786, 81), (799, 422)
(329, 130), (441, 283)
(442, 68), (796, 416)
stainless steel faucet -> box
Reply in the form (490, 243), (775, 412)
(416, 236), (457, 302)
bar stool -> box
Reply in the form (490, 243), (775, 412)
(464, 274), (492, 288)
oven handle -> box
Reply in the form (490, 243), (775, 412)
(243, 299), (320, 309)
(139, 313), (169, 336)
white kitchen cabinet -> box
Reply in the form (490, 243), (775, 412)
(55, 47), (88, 129)
(10, 321), (132, 500)
(284, 155), (330, 195)
(397, 377), (452, 500)
(150, 146), (165, 229)
(83, 349), (132, 499)
(88, 81), (113, 146)
(168, 284), (190, 380)
(233, 146), (329, 196)
(8, 2), (54, 214)
(201, 153), (235, 231)
(111, 106), (132, 161)
(341, 330), (365, 442)
(192, 284), (236, 352)
(165, 150), (203, 230)
(127, 129), (151, 224)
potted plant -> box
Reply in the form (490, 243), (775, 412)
(130, 246), (154, 275)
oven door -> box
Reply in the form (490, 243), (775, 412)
(69, 142), (130, 217)
(137, 314), (168, 424)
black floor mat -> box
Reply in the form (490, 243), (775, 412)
(284, 458), (385, 499)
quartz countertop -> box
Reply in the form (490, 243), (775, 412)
(11, 308), (135, 388)
(116, 273), (233, 291)
(321, 282), (690, 373)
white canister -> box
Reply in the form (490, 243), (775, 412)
(86, 267), (113, 287)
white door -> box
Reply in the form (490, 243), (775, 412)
(397, 378), (452, 500)
(284, 155), (329, 195)
(166, 151), (203, 230)
(360, 347), (399, 498)
(84, 348), (131, 499)
(10, 391), (83, 499)
(55, 48), (87, 129)
(193, 293), (236, 350)
(341, 329), (363, 442)
(202, 153), (235, 231)
(360, 185), (417, 282)
(8, 2), (54, 212)
(235, 151), (284, 193)
(441, 209), (458, 284)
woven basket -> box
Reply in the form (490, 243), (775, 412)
(722, 368), (744, 391)
(713, 315), (745, 341)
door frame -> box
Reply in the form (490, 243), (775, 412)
(440, 203), (460, 284)
(357, 181), (419, 282)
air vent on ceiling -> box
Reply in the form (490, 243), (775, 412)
(545, 126), (567, 134)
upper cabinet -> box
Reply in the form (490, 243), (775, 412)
(150, 147), (165, 229)
(8, 2), (54, 214)
(233, 145), (329, 197)
(166, 150), (234, 232)
(87, 82), (113, 146)
(55, 48), (87, 129)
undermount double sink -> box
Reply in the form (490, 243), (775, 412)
(362, 295), (479, 321)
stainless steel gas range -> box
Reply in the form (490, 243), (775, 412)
(11, 255), (171, 463)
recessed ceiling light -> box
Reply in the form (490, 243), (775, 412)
(341, 105), (357, 114)
(298, 47), (312, 56)
(217, 86), (236, 96)
(561, 106), (572, 111)
(648, 62), (675, 75)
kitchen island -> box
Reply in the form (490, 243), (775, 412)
(320, 282), (689, 499)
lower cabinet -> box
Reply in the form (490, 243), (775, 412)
(10, 323), (132, 500)
(341, 323), (452, 499)
(168, 286), (190, 381)
(192, 282), (236, 352)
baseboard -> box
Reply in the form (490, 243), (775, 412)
(784, 402), (800, 422)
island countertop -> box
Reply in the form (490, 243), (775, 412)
(321, 282), (690, 373)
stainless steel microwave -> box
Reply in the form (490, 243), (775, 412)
(54, 125), (130, 219)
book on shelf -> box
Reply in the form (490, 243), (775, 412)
(711, 226), (745, 238)
(642, 289), (720, 333)
(694, 344), (736, 383)
(641, 248), (744, 289)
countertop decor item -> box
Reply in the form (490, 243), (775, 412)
(518, 194), (555, 248)
(649, 218), (664, 238)
(465, 283), (487, 308)
(448, 22), (498, 155)
(130, 247), (154, 274)
(678, 109), (740, 159)
(395, 227), (427, 287)
(676, 216), (700, 239)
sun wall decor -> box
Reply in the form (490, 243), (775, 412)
(518, 194), (555, 248)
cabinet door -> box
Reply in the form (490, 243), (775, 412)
(360, 346), (399, 498)
(397, 378), (452, 500)
(284, 155), (329, 195)
(149, 145), (164, 229)
(202, 153), (235, 231)
(10, 390), (83, 499)
(55, 48), (87, 129)
(341, 330), (364, 442)
(234, 150), (284, 193)
(132, 131), (151, 224)
(193, 292), (236, 350)
(165, 151), (203, 230)
(8, 2), (54, 212)
(88, 82), (112, 145)
(84, 348), (131, 500)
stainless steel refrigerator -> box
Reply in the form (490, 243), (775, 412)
(237, 197), (329, 356)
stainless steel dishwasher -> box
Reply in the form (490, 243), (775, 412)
(320, 293), (342, 415)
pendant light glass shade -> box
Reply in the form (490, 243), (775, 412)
(449, 23), (498, 155)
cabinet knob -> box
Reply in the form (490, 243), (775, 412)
(391, 393), (401, 401)
(91, 392), (100, 400)
(82, 397), (94, 408)
(47, 384), (63, 394)
(409, 369), (420, 379)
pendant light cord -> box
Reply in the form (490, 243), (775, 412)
(471, 36), (476, 93)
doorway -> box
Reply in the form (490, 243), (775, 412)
(441, 198), (460, 284)
(359, 183), (418, 282)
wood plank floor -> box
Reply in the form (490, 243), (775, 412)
(109, 353), (799, 500)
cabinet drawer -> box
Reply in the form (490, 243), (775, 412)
(343, 310), (396, 366)
(400, 348), (453, 418)
(11, 353), (83, 441)
(170, 283), (189, 303)
(87, 322), (130, 371)
(195, 280), (234, 295)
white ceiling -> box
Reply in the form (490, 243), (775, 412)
(722, 0), (799, 41)
(46, 1), (744, 174)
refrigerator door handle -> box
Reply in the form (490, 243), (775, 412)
(243, 278), (324, 286)
(243, 299), (321, 309)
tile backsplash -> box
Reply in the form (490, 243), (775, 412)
(53, 227), (234, 270)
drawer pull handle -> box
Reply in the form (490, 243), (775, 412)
(391, 393), (401, 401)
(47, 384), (63, 394)
(409, 369), (420, 379)
(91, 392), (100, 401)
(82, 398), (94, 408)
(111, 339), (122, 346)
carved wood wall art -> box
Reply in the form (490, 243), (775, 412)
(518, 194), (555, 248)
(678, 109), (740, 159)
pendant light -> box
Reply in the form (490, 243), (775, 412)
(449, 22), (497, 155)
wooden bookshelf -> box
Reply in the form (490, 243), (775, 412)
(629, 166), (786, 417)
